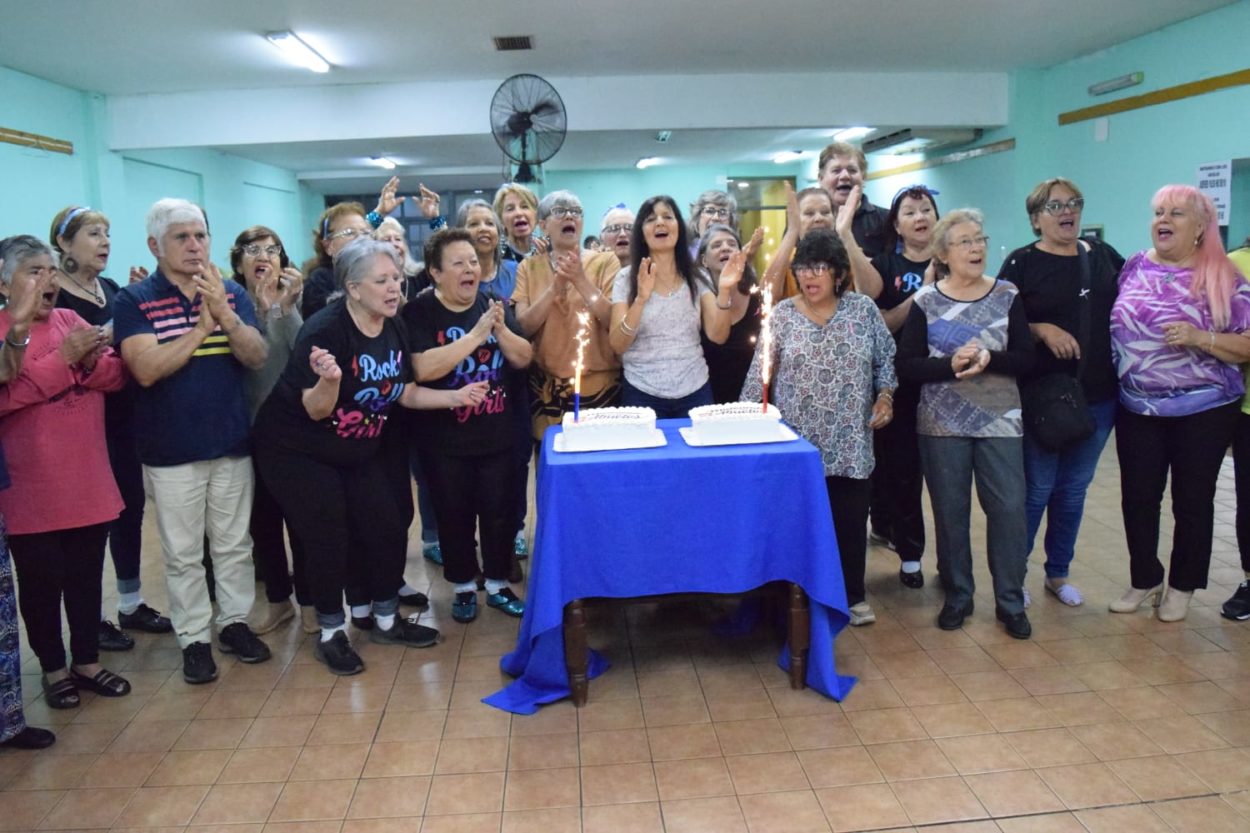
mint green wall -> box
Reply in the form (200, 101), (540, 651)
(0, 65), (313, 282)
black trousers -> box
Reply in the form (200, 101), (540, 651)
(1116, 402), (1239, 592)
(104, 412), (145, 592)
(256, 444), (407, 619)
(826, 475), (871, 607)
(249, 455), (309, 605)
(9, 522), (110, 671)
(420, 448), (517, 586)
(869, 382), (925, 562)
(1233, 412), (1250, 574)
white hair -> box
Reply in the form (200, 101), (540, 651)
(146, 198), (207, 254)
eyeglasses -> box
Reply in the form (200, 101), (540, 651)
(548, 207), (583, 219)
(701, 206), (731, 219)
(950, 235), (990, 250)
(328, 227), (370, 241)
(602, 223), (633, 236)
(793, 263), (834, 278)
(1042, 198), (1084, 215)
(242, 244), (282, 258)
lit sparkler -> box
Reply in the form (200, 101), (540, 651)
(759, 283), (774, 413)
(572, 310), (591, 422)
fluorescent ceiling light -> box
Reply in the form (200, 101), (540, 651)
(369, 156), (396, 170)
(636, 157), (660, 169)
(772, 150), (804, 164)
(266, 31), (331, 73)
(833, 126), (873, 142)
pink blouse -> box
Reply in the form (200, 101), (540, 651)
(0, 308), (127, 534)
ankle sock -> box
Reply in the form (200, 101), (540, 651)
(453, 581), (477, 595)
(900, 561), (921, 574)
(375, 613), (396, 630)
(350, 605), (372, 619)
(320, 625), (346, 643)
(118, 592), (143, 615)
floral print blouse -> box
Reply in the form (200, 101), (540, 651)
(741, 293), (896, 479)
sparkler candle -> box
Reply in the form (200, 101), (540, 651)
(758, 284), (774, 413)
(572, 310), (591, 422)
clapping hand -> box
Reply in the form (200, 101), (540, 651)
(454, 380), (490, 409)
(128, 265), (149, 285)
(835, 185), (861, 238)
(742, 227), (765, 259)
(469, 302), (502, 344)
(636, 257), (657, 301)
(417, 184), (441, 219)
(719, 250), (748, 292)
(60, 324), (105, 367)
(375, 176), (405, 217)
(309, 346), (341, 382)
(192, 263), (231, 321)
(783, 181), (799, 235)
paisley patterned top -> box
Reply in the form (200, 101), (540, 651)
(741, 293), (896, 479)
(1110, 251), (1250, 417)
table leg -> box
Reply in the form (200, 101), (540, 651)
(788, 583), (809, 690)
(564, 599), (589, 707)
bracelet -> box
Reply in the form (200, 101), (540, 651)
(4, 330), (30, 349)
(877, 391), (894, 403)
(619, 318), (637, 335)
(429, 215), (447, 231)
(366, 210), (383, 229)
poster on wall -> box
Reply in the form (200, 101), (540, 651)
(1198, 160), (1231, 226)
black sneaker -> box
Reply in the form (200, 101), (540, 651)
(938, 600), (974, 630)
(370, 616), (440, 648)
(119, 603), (173, 633)
(217, 623), (272, 664)
(98, 620), (135, 651)
(1221, 580), (1250, 621)
(351, 614), (375, 631)
(182, 642), (217, 684)
(996, 607), (1033, 640)
(398, 591), (429, 610)
(315, 630), (364, 675)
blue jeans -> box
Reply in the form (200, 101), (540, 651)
(919, 435), (1028, 614)
(621, 379), (713, 419)
(1022, 398), (1116, 579)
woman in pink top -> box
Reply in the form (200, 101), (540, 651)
(0, 236), (129, 709)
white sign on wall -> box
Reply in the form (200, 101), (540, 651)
(1198, 160), (1231, 225)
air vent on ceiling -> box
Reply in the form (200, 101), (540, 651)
(863, 127), (982, 156)
(493, 35), (533, 51)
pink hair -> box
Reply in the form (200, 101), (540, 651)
(1153, 185), (1236, 328)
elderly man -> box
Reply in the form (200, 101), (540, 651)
(600, 204), (634, 272)
(514, 190), (622, 441)
(114, 198), (270, 684)
(818, 140), (890, 260)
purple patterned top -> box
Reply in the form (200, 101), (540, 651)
(1110, 251), (1250, 417)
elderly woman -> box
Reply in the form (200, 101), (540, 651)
(301, 201), (373, 318)
(50, 206), (171, 649)
(404, 229), (532, 623)
(494, 183), (542, 263)
(762, 184), (836, 300)
(254, 238), (484, 675)
(610, 196), (735, 416)
(373, 217), (423, 297)
(697, 224), (764, 403)
(998, 179), (1125, 608)
(897, 209), (1035, 640)
(687, 189), (738, 260)
(514, 190), (622, 439)
(1109, 186), (1250, 623)
(742, 229), (896, 625)
(0, 254), (58, 748)
(861, 186), (941, 587)
(600, 204), (635, 270)
(0, 235), (131, 706)
(229, 226), (313, 634)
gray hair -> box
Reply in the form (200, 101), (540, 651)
(334, 237), (402, 291)
(145, 199), (207, 251)
(372, 217), (420, 277)
(0, 235), (58, 285)
(688, 190), (739, 238)
(537, 190), (582, 221)
(931, 208), (986, 275)
(456, 199), (503, 231)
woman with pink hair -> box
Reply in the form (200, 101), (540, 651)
(1109, 185), (1250, 622)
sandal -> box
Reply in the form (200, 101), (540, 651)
(41, 675), (80, 709)
(1045, 579), (1084, 607)
(69, 667), (132, 697)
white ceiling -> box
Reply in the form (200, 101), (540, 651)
(2, 1), (1234, 191)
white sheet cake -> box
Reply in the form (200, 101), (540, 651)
(687, 402), (786, 445)
(559, 406), (659, 451)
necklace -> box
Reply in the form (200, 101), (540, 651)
(61, 270), (105, 306)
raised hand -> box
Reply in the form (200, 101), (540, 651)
(784, 181), (799, 235)
(375, 175), (406, 217)
(532, 236), (550, 257)
(60, 324), (104, 366)
(835, 185), (861, 238)
(417, 183), (441, 219)
(742, 227), (765, 259)
(453, 380), (490, 409)
(255, 271), (282, 311)
(278, 267), (304, 311)
(309, 346), (342, 382)
(719, 250), (748, 291)
(128, 265), (149, 285)
(636, 257), (657, 301)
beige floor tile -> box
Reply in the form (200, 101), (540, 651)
(797, 747), (883, 790)
(113, 784), (210, 827)
(144, 748), (232, 786)
(501, 805), (581, 833)
(582, 801), (665, 833)
(291, 742), (371, 780)
(1107, 754), (1213, 801)
(936, 734), (1027, 774)
(425, 771), (506, 815)
(1002, 728), (1096, 768)
(37, 786), (135, 830)
(575, 698), (644, 733)
(1069, 721), (1164, 760)
(661, 795), (748, 833)
(964, 769), (1064, 816)
(867, 739), (956, 780)
(891, 775), (988, 826)
(814, 782), (909, 832)
(347, 774), (431, 818)
(1075, 803), (1175, 833)
(420, 811), (502, 832)
(434, 734), (509, 774)
(1035, 762), (1138, 809)
(997, 811), (1087, 833)
(306, 712), (382, 745)
(845, 708), (926, 745)
(581, 761), (658, 806)
(217, 745), (301, 783)
(1178, 746), (1250, 792)
(579, 727), (650, 766)
(503, 766), (581, 810)
(1197, 708), (1250, 745)
(911, 702), (996, 738)
(714, 718), (793, 755)
(192, 780), (284, 824)
(738, 789), (831, 832)
(1152, 795), (1250, 833)
(267, 778), (357, 821)
(974, 697), (1059, 732)
(173, 717), (252, 750)
(640, 694), (710, 727)
(724, 751), (810, 795)
(779, 714), (861, 749)
(3, 752), (96, 790)
(653, 756), (735, 800)
(1135, 713), (1231, 753)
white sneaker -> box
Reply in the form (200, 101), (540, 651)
(849, 602), (876, 626)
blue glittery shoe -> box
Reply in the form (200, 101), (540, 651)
(486, 587), (525, 618)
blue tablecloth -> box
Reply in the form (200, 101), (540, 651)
(483, 418), (857, 714)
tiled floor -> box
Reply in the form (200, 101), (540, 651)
(3, 451), (1250, 832)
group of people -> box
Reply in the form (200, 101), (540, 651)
(2, 139), (1250, 752)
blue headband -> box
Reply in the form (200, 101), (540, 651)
(891, 185), (940, 205)
(57, 206), (92, 238)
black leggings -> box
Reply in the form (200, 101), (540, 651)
(869, 382), (925, 562)
(256, 445), (407, 622)
(420, 449), (517, 586)
(9, 522), (109, 672)
(249, 455), (309, 605)
(826, 476), (871, 607)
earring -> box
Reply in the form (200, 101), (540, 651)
(62, 255), (79, 274)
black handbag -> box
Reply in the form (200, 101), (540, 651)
(1020, 244), (1096, 452)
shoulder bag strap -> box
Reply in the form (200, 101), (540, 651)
(1076, 242), (1092, 380)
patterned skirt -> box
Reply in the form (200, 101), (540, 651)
(0, 516), (25, 743)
